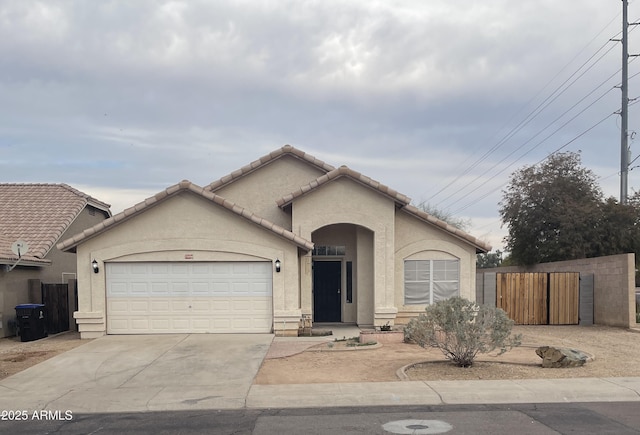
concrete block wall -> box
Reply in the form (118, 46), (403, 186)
(477, 253), (636, 329)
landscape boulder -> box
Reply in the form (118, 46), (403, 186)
(536, 346), (589, 368)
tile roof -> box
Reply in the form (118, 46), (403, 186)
(276, 165), (412, 208)
(58, 180), (314, 252)
(274, 165), (490, 253)
(402, 204), (492, 253)
(0, 183), (111, 260)
(206, 144), (335, 192)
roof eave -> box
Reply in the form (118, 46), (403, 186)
(58, 180), (314, 253)
(401, 205), (492, 254)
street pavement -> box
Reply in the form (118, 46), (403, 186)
(1, 403), (639, 434)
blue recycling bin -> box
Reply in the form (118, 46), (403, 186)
(15, 304), (47, 342)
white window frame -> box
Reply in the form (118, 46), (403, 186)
(404, 259), (459, 305)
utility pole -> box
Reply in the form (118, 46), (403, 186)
(621, 0), (630, 204)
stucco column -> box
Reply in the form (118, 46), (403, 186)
(373, 224), (397, 326)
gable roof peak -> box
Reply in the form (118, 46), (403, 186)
(277, 165), (412, 208)
(206, 144), (335, 192)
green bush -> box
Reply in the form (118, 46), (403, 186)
(404, 297), (522, 367)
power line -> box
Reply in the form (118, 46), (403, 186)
(434, 23), (640, 213)
(449, 111), (616, 215)
(421, 15), (624, 205)
(438, 76), (619, 212)
(447, 63), (640, 215)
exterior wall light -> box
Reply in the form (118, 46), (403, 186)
(92, 259), (99, 274)
(275, 258), (281, 273)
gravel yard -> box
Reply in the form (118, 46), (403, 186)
(0, 332), (86, 380)
(255, 325), (640, 384)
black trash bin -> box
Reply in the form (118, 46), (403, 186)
(15, 304), (47, 342)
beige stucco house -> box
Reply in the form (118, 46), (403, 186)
(59, 146), (490, 338)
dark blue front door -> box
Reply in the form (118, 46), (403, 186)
(313, 261), (341, 322)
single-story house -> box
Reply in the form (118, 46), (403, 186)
(0, 183), (111, 336)
(58, 145), (490, 338)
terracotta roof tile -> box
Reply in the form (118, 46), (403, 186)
(276, 166), (412, 208)
(206, 144), (335, 191)
(58, 181), (314, 252)
(0, 183), (111, 259)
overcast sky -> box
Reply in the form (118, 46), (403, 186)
(2, 1), (639, 250)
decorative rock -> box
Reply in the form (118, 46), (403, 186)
(535, 346), (589, 368)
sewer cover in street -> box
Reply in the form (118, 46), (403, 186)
(383, 419), (452, 434)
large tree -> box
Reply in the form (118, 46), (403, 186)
(499, 152), (603, 265)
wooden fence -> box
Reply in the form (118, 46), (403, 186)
(496, 272), (579, 325)
(41, 283), (69, 334)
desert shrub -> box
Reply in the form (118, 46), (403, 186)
(404, 297), (522, 367)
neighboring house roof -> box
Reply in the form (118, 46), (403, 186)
(277, 165), (412, 208)
(206, 144), (335, 192)
(402, 204), (492, 253)
(0, 183), (111, 262)
(58, 180), (314, 253)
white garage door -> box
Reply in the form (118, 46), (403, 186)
(106, 262), (273, 334)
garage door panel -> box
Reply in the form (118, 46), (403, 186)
(191, 282), (211, 295)
(131, 282), (149, 295)
(131, 264), (149, 275)
(250, 282), (270, 296)
(150, 300), (170, 312)
(150, 319), (170, 330)
(131, 318), (150, 331)
(232, 283), (249, 295)
(130, 300), (150, 313)
(150, 282), (169, 295)
(171, 264), (189, 274)
(106, 262), (273, 334)
(212, 300), (230, 310)
(212, 282), (230, 295)
(170, 300), (190, 312)
(170, 319), (190, 330)
(170, 282), (189, 295)
(109, 282), (128, 296)
(109, 300), (129, 312)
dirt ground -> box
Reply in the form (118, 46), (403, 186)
(0, 332), (87, 380)
(255, 325), (640, 384)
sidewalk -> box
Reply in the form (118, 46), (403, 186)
(246, 377), (640, 408)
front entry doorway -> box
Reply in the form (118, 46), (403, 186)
(313, 261), (341, 322)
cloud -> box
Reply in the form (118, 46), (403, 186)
(0, 1), (637, 250)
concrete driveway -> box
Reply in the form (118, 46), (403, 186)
(0, 334), (273, 413)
